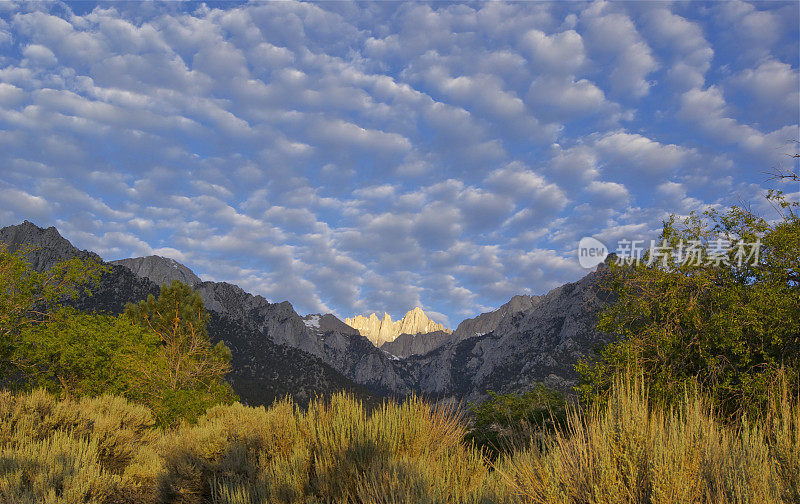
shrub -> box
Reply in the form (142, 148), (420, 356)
(0, 389), (163, 503)
(578, 192), (800, 418)
(0, 430), (118, 504)
(1, 383), (796, 503)
(157, 393), (494, 504)
(497, 374), (799, 504)
(465, 386), (567, 459)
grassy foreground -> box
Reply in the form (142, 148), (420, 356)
(0, 381), (797, 504)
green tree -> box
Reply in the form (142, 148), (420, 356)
(13, 308), (160, 398)
(0, 246), (104, 376)
(577, 191), (800, 418)
(124, 280), (235, 424)
(1, 249), (234, 426)
(465, 385), (566, 459)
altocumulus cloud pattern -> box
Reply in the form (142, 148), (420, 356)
(0, 1), (798, 325)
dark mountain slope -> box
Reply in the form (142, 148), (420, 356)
(192, 280), (412, 396)
(380, 330), (453, 358)
(400, 265), (614, 402)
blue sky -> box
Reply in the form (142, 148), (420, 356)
(0, 1), (797, 326)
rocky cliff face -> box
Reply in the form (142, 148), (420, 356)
(345, 307), (451, 346)
(190, 280), (411, 395)
(0, 220), (100, 270)
(399, 264), (615, 402)
(379, 330), (453, 359)
(451, 295), (539, 341)
(110, 256), (202, 287)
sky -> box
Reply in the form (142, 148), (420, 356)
(0, 1), (798, 327)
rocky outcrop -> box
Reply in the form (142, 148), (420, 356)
(380, 330), (452, 358)
(191, 281), (411, 395)
(399, 262), (615, 402)
(451, 295), (539, 341)
(345, 307), (451, 346)
(110, 255), (202, 287)
(0, 220), (100, 270)
(303, 314), (360, 335)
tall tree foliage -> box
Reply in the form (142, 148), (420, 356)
(0, 246), (104, 375)
(14, 308), (159, 398)
(1, 249), (234, 426)
(124, 280), (235, 424)
(577, 191), (799, 418)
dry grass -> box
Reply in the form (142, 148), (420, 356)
(0, 381), (795, 503)
(0, 388), (161, 503)
(496, 376), (799, 504)
(159, 394), (493, 503)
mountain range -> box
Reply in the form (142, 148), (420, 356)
(0, 221), (615, 405)
(345, 307), (451, 347)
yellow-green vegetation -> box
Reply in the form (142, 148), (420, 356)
(0, 385), (797, 503)
(1, 245), (235, 427)
(161, 394), (493, 504)
(0, 389), (499, 503)
(14, 307), (161, 399)
(497, 375), (799, 504)
(0, 244), (105, 374)
(0, 388), (160, 504)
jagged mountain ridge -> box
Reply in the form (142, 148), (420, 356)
(112, 251), (615, 401)
(345, 307), (451, 347)
(1, 221), (616, 404)
(451, 294), (540, 341)
(303, 313), (360, 336)
(0, 222), (379, 406)
(398, 266), (615, 402)
(379, 330), (453, 359)
(0, 220), (100, 270)
(190, 280), (411, 395)
(379, 294), (543, 359)
(110, 255), (202, 287)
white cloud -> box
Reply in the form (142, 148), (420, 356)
(22, 44), (57, 66)
(312, 119), (411, 154)
(0, 82), (24, 106)
(594, 131), (696, 175)
(716, 1), (787, 62)
(527, 75), (620, 122)
(485, 163), (569, 226)
(0, 1), (795, 325)
(586, 180), (630, 207)
(522, 29), (587, 74)
(679, 86), (799, 158)
(0, 187), (52, 218)
(580, 2), (658, 98)
(733, 60), (799, 123)
(643, 8), (713, 91)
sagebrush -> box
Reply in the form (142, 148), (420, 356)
(1, 382), (797, 503)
